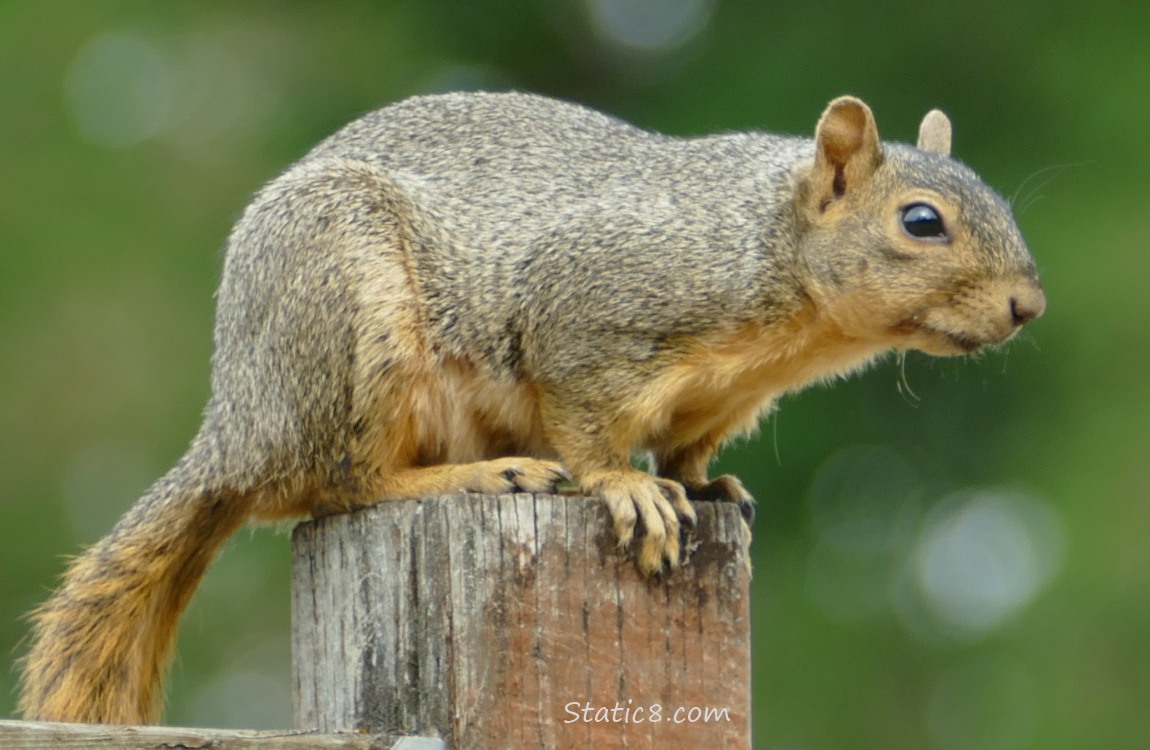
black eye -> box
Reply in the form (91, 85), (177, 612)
(901, 202), (948, 240)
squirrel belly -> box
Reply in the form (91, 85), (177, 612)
(19, 92), (1044, 724)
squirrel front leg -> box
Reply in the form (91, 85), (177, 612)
(654, 441), (756, 525)
(652, 437), (755, 575)
(540, 392), (697, 575)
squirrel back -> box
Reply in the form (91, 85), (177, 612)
(19, 92), (1044, 724)
(299, 91), (1040, 381)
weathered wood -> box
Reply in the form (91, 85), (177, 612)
(0, 719), (442, 749)
(292, 493), (752, 749)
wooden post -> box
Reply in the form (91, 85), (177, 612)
(0, 719), (437, 749)
(291, 493), (752, 749)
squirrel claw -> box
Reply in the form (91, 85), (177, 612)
(657, 479), (698, 533)
(487, 458), (570, 494)
(588, 470), (689, 577)
(686, 474), (756, 526)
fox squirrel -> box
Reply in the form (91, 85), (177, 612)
(18, 92), (1044, 724)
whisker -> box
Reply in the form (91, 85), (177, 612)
(895, 351), (921, 404)
(1010, 161), (1090, 214)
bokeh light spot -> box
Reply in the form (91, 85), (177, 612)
(585, 0), (715, 52)
(64, 32), (175, 148)
(808, 444), (921, 555)
(914, 489), (1064, 636)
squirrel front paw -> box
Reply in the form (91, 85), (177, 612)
(583, 469), (698, 575)
(685, 474), (756, 525)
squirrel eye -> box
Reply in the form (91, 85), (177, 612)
(901, 202), (948, 240)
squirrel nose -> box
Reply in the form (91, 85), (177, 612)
(1009, 285), (1046, 326)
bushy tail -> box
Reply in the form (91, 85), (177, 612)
(18, 439), (252, 724)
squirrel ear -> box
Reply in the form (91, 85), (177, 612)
(917, 109), (952, 156)
(813, 96), (882, 202)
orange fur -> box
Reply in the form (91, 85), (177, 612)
(635, 308), (889, 456)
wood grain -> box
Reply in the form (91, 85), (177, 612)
(292, 493), (752, 749)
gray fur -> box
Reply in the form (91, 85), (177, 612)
(19, 91), (1045, 725)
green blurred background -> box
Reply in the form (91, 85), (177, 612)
(1, 1), (1145, 748)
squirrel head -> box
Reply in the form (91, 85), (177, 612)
(792, 96), (1046, 356)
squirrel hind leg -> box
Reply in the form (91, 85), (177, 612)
(320, 458), (572, 515)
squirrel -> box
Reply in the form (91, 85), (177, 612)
(18, 91), (1044, 724)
